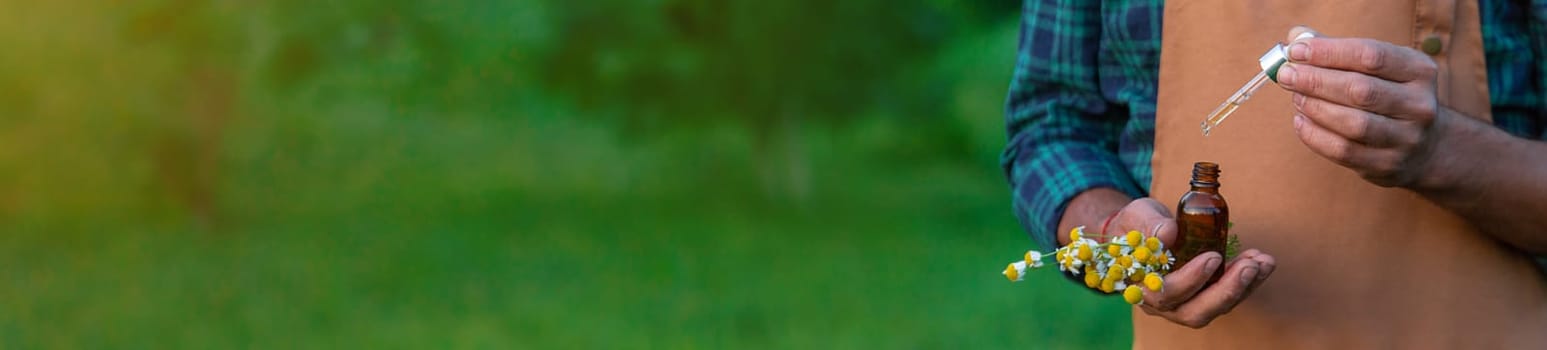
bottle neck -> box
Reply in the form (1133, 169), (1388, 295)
(1190, 162), (1221, 192)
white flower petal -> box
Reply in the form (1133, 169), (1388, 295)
(1025, 251), (1045, 268)
(1004, 260), (1028, 281)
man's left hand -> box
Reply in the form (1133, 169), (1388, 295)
(1274, 27), (1449, 188)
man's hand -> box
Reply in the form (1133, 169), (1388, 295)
(1107, 199), (1276, 329)
(1273, 26), (1449, 188)
(1061, 192), (1276, 329)
(1138, 248), (1275, 328)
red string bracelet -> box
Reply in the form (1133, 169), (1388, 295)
(1098, 210), (1120, 240)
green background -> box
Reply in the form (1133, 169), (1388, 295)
(0, 0), (1129, 347)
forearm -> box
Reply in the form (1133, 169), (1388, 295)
(1004, 0), (1144, 250)
(1416, 108), (1547, 253)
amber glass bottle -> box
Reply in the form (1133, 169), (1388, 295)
(1175, 162), (1229, 281)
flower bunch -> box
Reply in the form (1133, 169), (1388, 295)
(1002, 226), (1176, 305)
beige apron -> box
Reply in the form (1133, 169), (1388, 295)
(1140, 0), (1547, 348)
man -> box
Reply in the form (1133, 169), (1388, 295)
(1005, 0), (1547, 347)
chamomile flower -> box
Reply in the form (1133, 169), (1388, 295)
(1061, 241), (1090, 271)
(1143, 272), (1164, 292)
(1125, 230), (1143, 247)
(1105, 265), (1125, 282)
(1116, 255), (1133, 269)
(1024, 251), (1045, 269)
(1001, 223), (1184, 305)
(1003, 261), (1028, 282)
(1076, 242), (1093, 261)
(1123, 285), (1144, 305)
(1153, 251), (1175, 270)
(1132, 246), (1152, 264)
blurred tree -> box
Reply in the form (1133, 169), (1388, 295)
(262, 0), (455, 101)
(240, 0), (1018, 199)
(538, 0), (1016, 197)
(121, 0), (246, 230)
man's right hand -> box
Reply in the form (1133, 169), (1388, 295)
(1059, 189), (1276, 328)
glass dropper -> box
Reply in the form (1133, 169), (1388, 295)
(1200, 69), (1273, 136)
(1200, 41), (1291, 136)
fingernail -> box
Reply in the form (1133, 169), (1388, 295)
(1289, 42), (1310, 61)
(1293, 93), (1305, 107)
(1240, 266), (1260, 285)
(1294, 114), (1306, 130)
(1205, 257), (1222, 274)
(1277, 64), (1297, 87)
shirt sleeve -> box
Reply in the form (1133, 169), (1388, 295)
(1480, 0), (1547, 140)
(1531, 0), (1547, 140)
(1001, 0), (1144, 251)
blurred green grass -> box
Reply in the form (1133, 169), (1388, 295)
(0, 1), (1129, 348)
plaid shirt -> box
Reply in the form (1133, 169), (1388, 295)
(1004, 0), (1547, 250)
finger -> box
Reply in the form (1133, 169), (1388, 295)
(1131, 198), (1171, 218)
(1242, 250), (1276, 288)
(1285, 37), (1437, 83)
(1277, 63), (1427, 117)
(1293, 93), (1418, 147)
(1142, 250), (1278, 319)
(1169, 258), (1265, 328)
(1115, 214), (1176, 247)
(1110, 198), (1172, 240)
(1293, 108), (1386, 168)
(1139, 298), (1171, 318)
(1243, 253), (1268, 289)
(1293, 114), (1409, 185)
(1143, 252), (1223, 312)
(1146, 216), (1179, 249)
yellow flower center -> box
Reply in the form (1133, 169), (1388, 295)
(1123, 285), (1144, 304)
(1143, 272), (1164, 291)
(1132, 246), (1152, 262)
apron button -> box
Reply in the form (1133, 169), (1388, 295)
(1421, 35), (1443, 55)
